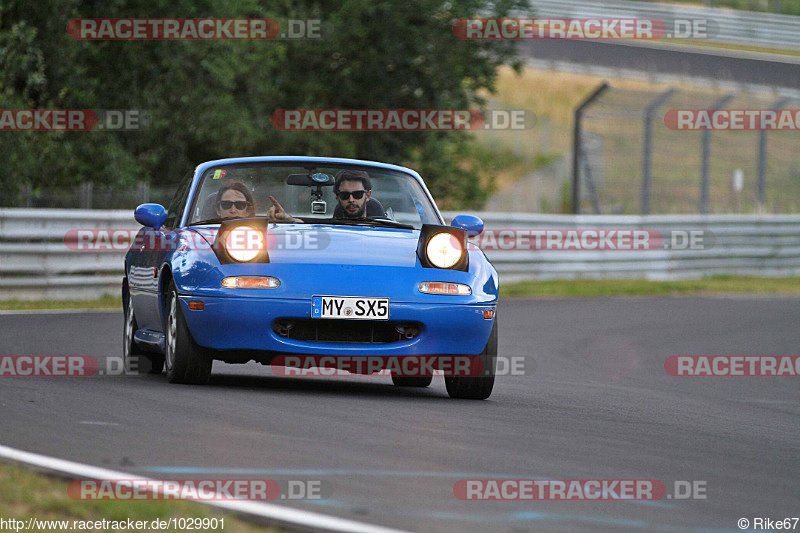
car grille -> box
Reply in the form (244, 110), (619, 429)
(272, 319), (421, 344)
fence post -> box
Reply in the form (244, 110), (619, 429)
(572, 82), (608, 214)
(19, 184), (32, 208)
(138, 181), (150, 204)
(641, 88), (677, 215)
(757, 97), (789, 211)
(79, 182), (94, 209)
(540, 116), (550, 155)
(699, 93), (734, 214)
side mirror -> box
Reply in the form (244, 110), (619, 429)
(451, 214), (484, 238)
(134, 204), (167, 230)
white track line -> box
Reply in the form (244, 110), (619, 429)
(0, 444), (410, 533)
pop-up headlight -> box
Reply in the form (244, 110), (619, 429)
(212, 218), (270, 264)
(416, 224), (468, 271)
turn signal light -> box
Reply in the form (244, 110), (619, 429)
(221, 276), (280, 289)
(418, 281), (471, 295)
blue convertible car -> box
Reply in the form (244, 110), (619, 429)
(123, 156), (499, 399)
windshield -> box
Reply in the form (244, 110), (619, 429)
(186, 162), (440, 229)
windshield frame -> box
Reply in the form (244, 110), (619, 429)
(180, 158), (445, 229)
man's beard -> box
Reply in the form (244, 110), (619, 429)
(343, 201), (366, 218)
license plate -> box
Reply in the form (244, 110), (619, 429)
(311, 296), (390, 320)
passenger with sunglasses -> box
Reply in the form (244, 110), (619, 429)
(215, 180), (256, 219)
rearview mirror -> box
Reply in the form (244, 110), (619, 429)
(287, 173), (334, 186)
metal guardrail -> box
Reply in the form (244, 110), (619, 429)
(525, 0), (800, 49)
(0, 209), (134, 300)
(460, 212), (800, 283)
(2, 209), (800, 300)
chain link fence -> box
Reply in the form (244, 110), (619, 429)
(574, 84), (800, 214)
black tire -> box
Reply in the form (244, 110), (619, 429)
(391, 374), (433, 388)
(124, 291), (164, 374)
(445, 318), (497, 400)
(164, 281), (212, 384)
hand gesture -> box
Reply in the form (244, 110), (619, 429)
(267, 196), (300, 223)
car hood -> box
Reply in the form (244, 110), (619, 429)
(190, 224), (422, 267)
(177, 224), (496, 303)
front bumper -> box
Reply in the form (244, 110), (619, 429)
(179, 296), (495, 355)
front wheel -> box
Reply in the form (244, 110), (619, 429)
(165, 281), (212, 384)
(445, 319), (497, 400)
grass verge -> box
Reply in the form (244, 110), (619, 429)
(659, 38), (800, 58)
(500, 276), (800, 298)
(2, 277), (800, 310)
(0, 294), (119, 311)
(0, 460), (284, 533)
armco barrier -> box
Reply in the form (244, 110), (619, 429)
(460, 212), (800, 283)
(0, 209), (135, 300)
(525, 0), (800, 50)
(1, 209), (800, 300)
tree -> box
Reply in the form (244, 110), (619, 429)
(0, 0), (523, 207)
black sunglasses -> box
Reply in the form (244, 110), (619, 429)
(219, 200), (249, 210)
(337, 190), (367, 201)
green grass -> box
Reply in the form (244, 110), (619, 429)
(660, 38), (800, 57)
(0, 461), (284, 533)
(500, 275), (800, 298)
(2, 277), (800, 311)
(0, 294), (119, 311)
(458, 138), (561, 194)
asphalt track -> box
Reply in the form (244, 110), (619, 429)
(519, 40), (800, 89)
(1, 297), (799, 532)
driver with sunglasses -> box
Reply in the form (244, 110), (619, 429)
(267, 169), (383, 222)
(332, 170), (377, 218)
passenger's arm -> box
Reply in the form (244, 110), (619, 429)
(267, 196), (303, 223)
